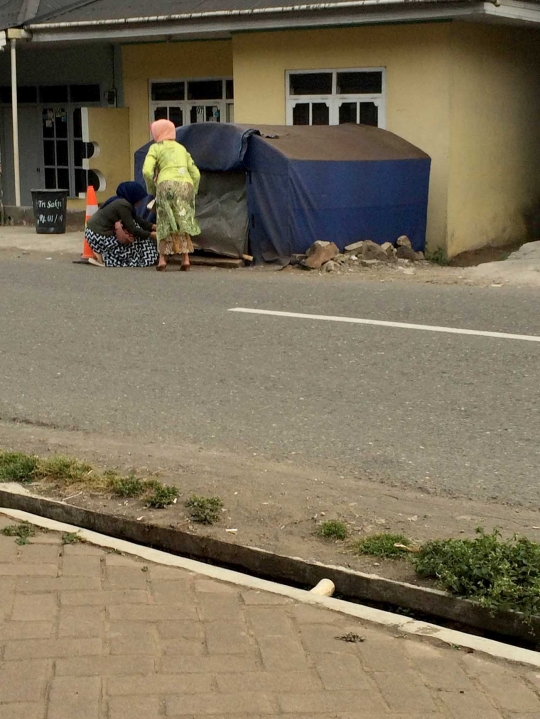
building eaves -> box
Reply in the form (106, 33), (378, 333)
(26, 0), (484, 26)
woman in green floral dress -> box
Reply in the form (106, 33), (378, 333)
(143, 119), (201, 272)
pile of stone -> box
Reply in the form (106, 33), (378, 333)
(299, 237), (425, 273)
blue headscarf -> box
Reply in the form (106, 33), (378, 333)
(101, 182), (148, 209)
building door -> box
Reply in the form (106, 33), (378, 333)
(1, 106), (43, 206)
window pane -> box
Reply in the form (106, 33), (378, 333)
(154, 106), (168, 121)
(57, 168), (70, 190)
(292, 103), (310, 125)
(40, 85), (68, 103)
(312, 103), (329, 125)
(337, 71), (382, 95)
(206, 106), (220, 122)
(289, 73), (332, 96)
(70, 84), (101, 103)
(56, 140), (69, 166)
(0, 87), (10, 103)
(43, 141), (56, 166)
(169, 106), (183, 127)
(19, 86), (37, 103)
(226, 103), (234, 123)
(42, 109), (55, 138)
(339, 102), (358, 124)
(45, 168), (56, 189)
(360, 102), (379, 126)
(151, 82), (185, 101)
(226, 79), (234, 100)
(55, 110), (68, 138)
(190, 106), (206, 123)
(188, 80), (223, 100)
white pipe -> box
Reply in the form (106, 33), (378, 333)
(27, 0), (468, 29)
(310, 579), (336, 597)
(10, 39), (20, 207)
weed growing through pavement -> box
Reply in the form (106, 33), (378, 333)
(1, 521), (36, 545)
(426, 247), (449, 266)
(185, 495), (224, 524)
(335, 633), (365, 643)
(353, 533), (412, 559)
(317, 520), (349, 541)
(62, 532), (84, 545)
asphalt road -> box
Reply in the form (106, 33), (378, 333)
(1, 253), (539, 506)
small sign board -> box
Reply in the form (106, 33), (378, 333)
(31, 190), (69, 234)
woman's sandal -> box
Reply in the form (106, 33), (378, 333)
(156, 263), (167, 272)
(180, 264), (190, 272)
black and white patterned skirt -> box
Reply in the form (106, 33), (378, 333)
(85, 228), (158, 268)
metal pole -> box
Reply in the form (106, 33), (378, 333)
(11, 38), (21, 207)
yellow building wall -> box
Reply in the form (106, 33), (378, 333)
(82, 108), (131, 204)
(122, 41), (233, 163)
(447, 24), (540, 256)
(232, 25), (453, 248)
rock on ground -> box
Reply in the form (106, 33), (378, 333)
(396, 235), (412, 248)
(397, 245), (420, 262)
(362, 241), (389, 262)
(303, 241), (340, 269)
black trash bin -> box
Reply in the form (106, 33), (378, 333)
(31, 189), (69, 234)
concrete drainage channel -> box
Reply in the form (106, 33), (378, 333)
(1, 486), (539, 661)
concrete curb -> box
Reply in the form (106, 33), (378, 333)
(0, 485), (536, 644)
(2, 504), (540, 670)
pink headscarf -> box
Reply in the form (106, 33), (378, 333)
(150, 119), (176, 142)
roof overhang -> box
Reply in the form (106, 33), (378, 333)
(23, 0), (540, 44)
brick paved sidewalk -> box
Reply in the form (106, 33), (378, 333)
(1, 516), (540, 719)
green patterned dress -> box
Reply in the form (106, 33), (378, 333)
(142, 140), (201, 255)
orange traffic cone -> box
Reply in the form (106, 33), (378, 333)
(74, 186), (99, 264)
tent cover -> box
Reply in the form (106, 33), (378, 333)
(134, 123), (431, 260)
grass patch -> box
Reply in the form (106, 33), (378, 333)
(0, 448), (179, 509)
(1, 521), (36, 545)
(62, 532), (84, 545)
(36, 455), (93, 484)
(106, 472), (177, 508)
(354, 533), (412, 559)
(185, 495), (223, 524)
(0, 451), (39, 483)
(146, 481), (178, 509)
(317, 520), (349, 541)
(414, 528), (540, 622)
(106, 472), (145, 498)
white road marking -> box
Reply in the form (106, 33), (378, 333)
(229, 308), (540, 343)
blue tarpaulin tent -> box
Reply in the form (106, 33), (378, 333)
(134, 123), (430, 261)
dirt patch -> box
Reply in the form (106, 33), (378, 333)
(1, 419), (540, 587)
(273, 258), (505, 287)
(449, 242), (526, 268)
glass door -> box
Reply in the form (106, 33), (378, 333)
(42, 107), (70, 191)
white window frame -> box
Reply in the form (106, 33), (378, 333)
(149, 77), (234, 134)
(285, 68), (386, 128)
